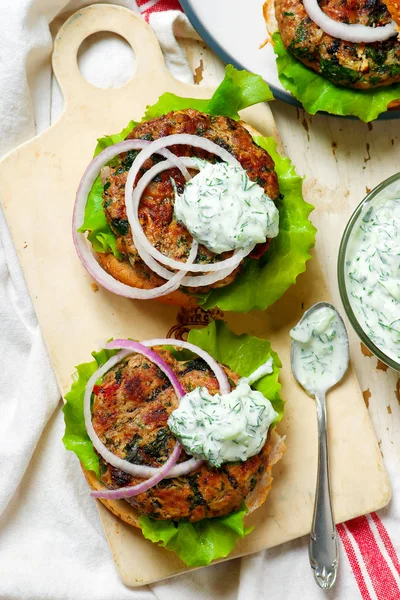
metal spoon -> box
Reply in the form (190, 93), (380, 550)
(290, 301), (349, 590)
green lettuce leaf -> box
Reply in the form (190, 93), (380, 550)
(78, 121), (138, 258)
(78, 176), (122, 258)
(188, 320), (284, 421)
(206, 65), (274, 118)
(143, 94), (210, 121)
(62, 348), (118, 477)
(139, 503), (252, 567)
(94, 120), (137, 156)
(63, 321), (282, 566)
(197, 136), (316, 312)
(143, 64), (273, 121)
(272, 32), (400, 122)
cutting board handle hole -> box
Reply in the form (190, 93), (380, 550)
(52, 5), (169, 102)
(77, 32), (136, 90)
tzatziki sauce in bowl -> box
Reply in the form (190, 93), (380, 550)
(338, 173), (400, 371)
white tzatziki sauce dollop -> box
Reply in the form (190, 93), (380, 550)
(174, 160), (279, 254)
(290, 306), (349, 394)
(168, 359), (278, 467)
(345, 197), (400, 364)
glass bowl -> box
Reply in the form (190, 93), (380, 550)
(337, 172), (400, 372)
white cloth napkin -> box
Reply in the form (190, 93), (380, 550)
(0, 2), (383, 598)
(150, 10), (202, 83)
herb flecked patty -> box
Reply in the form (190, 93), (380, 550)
(98, 109), (279, 294)
(275, 0), (400, 89)
(91, 348), (274, 522)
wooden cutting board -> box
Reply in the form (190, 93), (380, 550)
(0, 4), (390, 587)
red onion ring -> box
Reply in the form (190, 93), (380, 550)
(125, 134), (240, 195)
(303, 0), (396, 43)
(84, 343), (184, 480)
(91, 442), (182, 499)
(85, 341), (205, 483)
(139, 338), (231, 395)
(124, 135), (253, 273)
(73, 140), (197, 299)
(128, 157), (249, 286)
(74, 134), (254, 297)
(105, 337), (232, 475)
(105, 341), (186, 397)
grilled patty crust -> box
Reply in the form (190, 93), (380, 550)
(99, 109), (279, 294)
(275, 0), (400, 89)
(91, 348), (274, 522)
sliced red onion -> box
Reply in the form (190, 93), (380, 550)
(137, 240), (240, 288)
(126, 148), (253, 273)
(85, 341), (204, 481)
(125, 134), (241, 200)
(84, 344), (184, 480)
(73, 140), (197, 299)
(75, 133), (252, 297)
(140, 338), (231, 395)
(126, 156), (249, 285)
(163, 456), (204, 477)
(303, 0), (396, 43)
(91, 442), (181, 499)
(105, 340), (185, 397)
(180, 267), (240, 288)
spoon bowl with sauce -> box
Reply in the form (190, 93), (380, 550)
(290, 302), (350, 590)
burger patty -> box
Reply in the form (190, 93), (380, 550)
(92, 348), (272, 522)
(276, 0), (400, 89)
(100, 109), (279, 293)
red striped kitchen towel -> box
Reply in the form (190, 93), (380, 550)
(134, 2), (400, 598)
(136, 0), (183, 19)
(338, 513), (400, 599)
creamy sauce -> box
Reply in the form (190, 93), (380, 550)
(168, 359), (278, 467)
(174, 160), (279, 254)
(345, 196), (400, 364)
(290, 305), (349, 394)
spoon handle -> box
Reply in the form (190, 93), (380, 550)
(309, 391), (339, 589)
